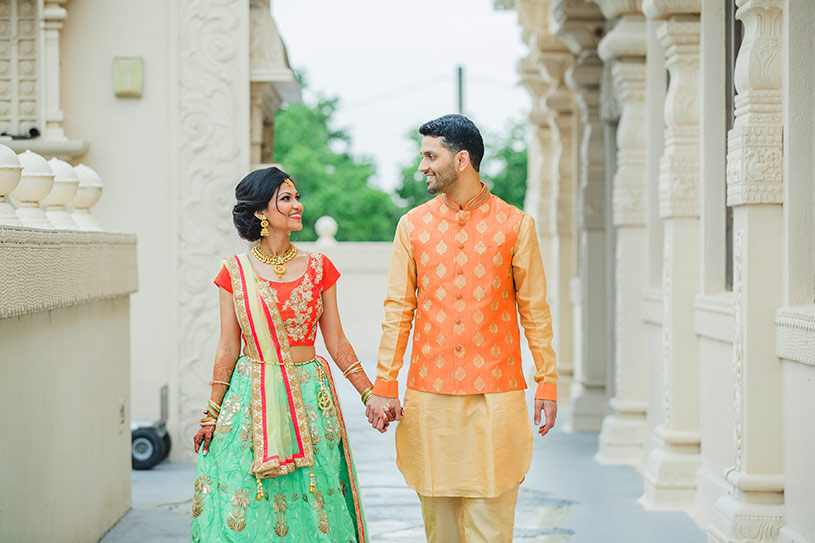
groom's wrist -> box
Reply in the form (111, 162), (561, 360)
(372, 379), (398, 398)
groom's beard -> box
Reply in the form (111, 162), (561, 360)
(426, 163), (458, 194)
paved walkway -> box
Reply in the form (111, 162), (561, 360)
(102, 374), (705, 543)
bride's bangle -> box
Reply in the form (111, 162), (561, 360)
(360, 386), (374, 405)
(342, 361), (362, 377)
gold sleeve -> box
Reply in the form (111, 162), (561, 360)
(512, 214), (559, 401)
(374, 215), (417, 397)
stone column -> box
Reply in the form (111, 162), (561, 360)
(593, 1), (649, 465)
(42, 1), (69, 140)
(641, 0), (702, 509)
(708, 1), (785, 541)
(518, 55), (555, 272)
(552, 0), (608, 431)
(520, 0), (578, 388)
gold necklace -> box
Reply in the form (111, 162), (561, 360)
(252, 243), (298, 278)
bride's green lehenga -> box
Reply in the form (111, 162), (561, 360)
(191, 357), (365, 542)
(191, 254), (368, 542)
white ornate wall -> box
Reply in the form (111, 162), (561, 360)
(174, 0), (252, 458)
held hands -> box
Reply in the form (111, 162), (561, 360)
(193, 425), (216, 455)
(365, 394), (402, 433)
(534, 399), (558, 437)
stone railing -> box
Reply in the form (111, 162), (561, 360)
(0, 143), (103, 231)
(0, 140), (137, 542)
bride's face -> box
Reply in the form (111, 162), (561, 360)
(258, 181), (304, 234)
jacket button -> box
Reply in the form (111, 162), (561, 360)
(455, 319), (461, 325)
(457, 294), (463, 300)
(455, 345), (463, 352)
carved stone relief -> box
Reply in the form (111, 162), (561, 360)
(177, 0), (249, 453)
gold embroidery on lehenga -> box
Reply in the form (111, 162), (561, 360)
(238, 416), (252, 450)
(191, 474), (211, 517)
(216, 395), (240, 434)
(226, 488), (249, 532)
(306, 405), (323, 446)
(272, 493), (290, 537)
(313, 490), (330, 534)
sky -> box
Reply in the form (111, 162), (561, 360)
(272, 0), (530, 192)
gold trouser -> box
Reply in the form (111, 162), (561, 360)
(418, 484), (520, 543)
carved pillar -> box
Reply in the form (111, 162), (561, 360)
(520, 0), (578, 386)
(708, 1), (785, 541)
(593, 0), (649, 465)
(552, 0), (608, 432)
(41, 1), (68, 140)
(641, 0), (702, 509)
(518, 54), (554, 273)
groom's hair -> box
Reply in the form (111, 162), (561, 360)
(419, 114), (484, 172)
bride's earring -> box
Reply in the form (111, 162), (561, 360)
(260, 217), (269, 237)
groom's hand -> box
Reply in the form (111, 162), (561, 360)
(366, 395), (402, 433)
(534, 399), (557, 437)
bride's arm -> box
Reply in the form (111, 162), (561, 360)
(193, 287), (242, 454)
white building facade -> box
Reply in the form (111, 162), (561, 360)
(515, 1), (814, 541)
(0, 0), (299, 539)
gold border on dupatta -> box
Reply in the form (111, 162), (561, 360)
(224, 255), (314, 480)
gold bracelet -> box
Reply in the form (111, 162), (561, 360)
(200, 421), (216, 427)
(342, 361), (362, 377)
(210, 380), (231, 387)
(345, 367), (365, 377)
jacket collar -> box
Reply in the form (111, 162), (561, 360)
(441, 182), (491, 211)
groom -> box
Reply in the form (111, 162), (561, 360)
(366, 114), (558, 542)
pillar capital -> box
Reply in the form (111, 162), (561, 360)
(726, 0), (783, 206)
(642, 0), (700, 20)
(598, 15), (647, 62)
(591, 0), (642, 20)
(550, 0), (606, 55)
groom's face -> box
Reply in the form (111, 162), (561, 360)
(419, 136), (458, 195)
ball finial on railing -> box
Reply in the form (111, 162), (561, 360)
(11, 150), (55, 228)
(0, 143), (22, 226)
(315, 215), (338, 246)
(42, 158), (80, 229)
(72, 164), (104, 231)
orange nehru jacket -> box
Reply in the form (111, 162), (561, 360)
(374, 185), (558, 401)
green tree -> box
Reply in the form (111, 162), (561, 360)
(394, 120), (528, 211)
(484, 121), (527, 209)
(273, 97), (403, 241)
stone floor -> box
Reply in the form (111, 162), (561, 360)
(101, 374), (705, 543)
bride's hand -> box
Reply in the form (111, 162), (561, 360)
(193, 426), (216, 455)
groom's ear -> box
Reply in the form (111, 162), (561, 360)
(457, 150), (470, 172)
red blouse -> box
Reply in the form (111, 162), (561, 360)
(214, 252), (340, 347)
